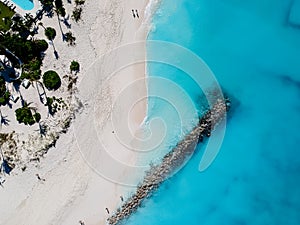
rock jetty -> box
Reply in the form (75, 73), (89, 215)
(107, 97), (230, 225)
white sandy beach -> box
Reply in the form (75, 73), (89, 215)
(0, 0), (156, 224)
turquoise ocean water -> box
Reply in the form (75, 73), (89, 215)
(127, 0), (300, 224)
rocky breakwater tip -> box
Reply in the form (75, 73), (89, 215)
(107, 97), (231, 225)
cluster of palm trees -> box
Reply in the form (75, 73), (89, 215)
(10, 13), (37, 38)
(38, 0), (77, 46)
(0, 0), (82, 129)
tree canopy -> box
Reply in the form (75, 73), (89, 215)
(39, 0), (54, 8)
(0, 76), (6, 97)
(15, 104), (38, 126)
(54, 0), (66, 17)
(0, 33), (48, 64)
(0, 76), (10, 106)
(75, 0), (85, 6)
(70, 60), (80, 73)
(43, 70), (61, 90)
(72, 7), (82, 22)
(45, 27), (56, 41)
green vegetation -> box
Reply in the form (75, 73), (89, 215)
(65, 31), (76, 46)
(35, 39), (49, 52)
(21, 58), (43, 83)
(11, 13), (35, 36)
(0, 2), (14, 32)
(15, 103), (39, 126)
(39, 0), (54, 8)
(0, 76), (10, 106)
(72, 7), (82, 22)
(75, 0), (85, 6)
(45, 27), (56, 41)
(70, 60), (80, 73)
(0, 76), (6, 96)
(43, 70), (61, 90)
(72, 0), (85, 23)
(0, 0), (79, 130)
(0, 133), (9, 145)
(33, 112), (41, 122)
(54, 0), (66, 17)
(0, 33), (48, 65)
(46, 96), (66, 115)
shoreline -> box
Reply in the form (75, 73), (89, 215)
(0, 0), (155, 224)
(108, 98), (230, 224)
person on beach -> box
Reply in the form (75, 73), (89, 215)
(79, 220), (85, 225)
(120, 196), (124, 201)
(135, 9), (139, 18)
(131, 9), (136, 18)
(36, 173), (41, 180)
(36, 173), (46, 182)
(105, 207), (110, 214)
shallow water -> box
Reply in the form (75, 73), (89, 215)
(126, 0), (300, 224)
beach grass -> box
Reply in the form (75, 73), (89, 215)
(0, 2), (14, 32)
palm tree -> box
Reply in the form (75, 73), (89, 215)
(24, 13), (35, 30)
(75, 0), (85, 6)
(15, 101), (38, 125)
(38, 24), (58, 59)
(72, 7), (82, 22)
(53, 5), (66, 41)
(45, 27), (56, 41)
(38, 22), (46, 29)
(63, 73), (77, 93)
(65, 31), (76, 46)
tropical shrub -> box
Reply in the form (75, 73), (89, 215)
(0, 33), (48, 64)
(70, 60), (80, 73)
(75, 0), (85, 6)
(0, 76), (6, 96)
(35, 39), (49, 52)
(45, 27), (56, 41)
(43, 70), (61, 90)
(15, 106), (35, 125)
(72, 7), (82, 22)
(33, 112), (41, 122)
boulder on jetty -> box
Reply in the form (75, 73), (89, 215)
(107, 97), (230, 225)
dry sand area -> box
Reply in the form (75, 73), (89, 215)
(0, 0), (158, 224)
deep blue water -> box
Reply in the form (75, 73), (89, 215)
(127, 0), (300, 224)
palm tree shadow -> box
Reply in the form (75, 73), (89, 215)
(62, 14), (71, 29)
(56, 11), (66, 41)
(45, 8), (54, 18)
(0, 111), (10, 126)
(1, 115), (10, 126)
(12, 80), (25, 106)
(38, 123), (47, 136)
